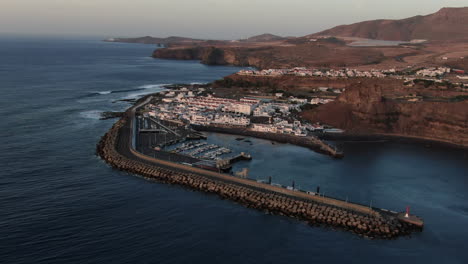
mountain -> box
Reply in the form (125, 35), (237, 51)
(309, 7), (468, 41)
(240, 33), (285, 42)
(104, 36), (204, 45)
(104, 34), (286, 46)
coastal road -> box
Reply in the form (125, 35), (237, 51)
(115, 95), (379, 216)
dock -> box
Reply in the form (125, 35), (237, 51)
(226, 152), (252, 164)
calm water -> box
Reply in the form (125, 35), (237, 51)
(1, 37), (468, 264)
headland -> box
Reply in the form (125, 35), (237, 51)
(106, 8), (468, 147)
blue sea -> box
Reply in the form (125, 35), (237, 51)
(1, 36), (468, 264)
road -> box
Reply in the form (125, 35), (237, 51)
(115, 95), (378, 215)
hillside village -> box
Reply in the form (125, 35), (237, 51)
(237, 66), (467, 84)
(143, 87), (339, 137)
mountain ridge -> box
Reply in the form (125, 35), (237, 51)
(308, 7), (468, 41)
(239, 33), (285, 42)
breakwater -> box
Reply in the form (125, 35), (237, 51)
(191, 125), (344, 158)
(96, 100), (423, 239)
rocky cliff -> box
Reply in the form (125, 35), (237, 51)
(153, 43), (385, 69)
(212, 74), (468, 146)
(303, 79), (468, 146)
(152, 47), (248, 66)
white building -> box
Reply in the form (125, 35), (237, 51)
(223, 103), (253, 115)
(212, 114), (250, 127)
(251, 124), (278, 133)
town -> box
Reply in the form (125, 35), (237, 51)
(237, 66), (468, 86)
(143, 87), (339, 138)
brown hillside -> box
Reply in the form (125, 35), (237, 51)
(310, 7), (468, 41)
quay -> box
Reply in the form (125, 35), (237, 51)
(97, 95), (423, 239)
(226, 152), (252, 164)
(191, 124), (344, 158)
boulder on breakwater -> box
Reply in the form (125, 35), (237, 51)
(96, 114), (421, 239)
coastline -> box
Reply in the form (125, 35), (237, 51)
(138, 91), (468, 152)
(96, 93), (424, 239)
(190, 124), (344, 158)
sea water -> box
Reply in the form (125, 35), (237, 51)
(1, 36), (467, 264)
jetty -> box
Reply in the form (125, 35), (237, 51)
(97, 95), (423, 239)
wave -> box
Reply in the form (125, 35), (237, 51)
(124, 83), (168, 99)
(81, 88), (146, 98)
(139, 84), (170, 89)
(79, 110), (102, 120)
(79, 83), (169, 101)
(110, 88), (146, 94)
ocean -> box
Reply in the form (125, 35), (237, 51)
(1, 36), (467, 264)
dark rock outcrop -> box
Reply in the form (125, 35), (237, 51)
(303, 79), (468, 146)
(152, 44), (385, 69)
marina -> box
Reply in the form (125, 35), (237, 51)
(4, 38), (468, 263)
(135, 115), (252, 172)
(96, 94), (426, 240)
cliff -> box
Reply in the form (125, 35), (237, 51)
(152, 43), (385, 69)
(211, 74), (468, 147)
(302, 79), (468, 146)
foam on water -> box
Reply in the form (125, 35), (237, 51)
(79, 110), (102, 120)
(124, 83), (168, 99)
(139, 84), (170, 89)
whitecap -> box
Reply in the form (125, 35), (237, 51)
(124, 83), (168, 99)
(139, 83), (170, 89)
(98, 91), (112, 95)
(79, 110), (102, 120)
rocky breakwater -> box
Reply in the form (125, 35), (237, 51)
(96, 111), (422, 239)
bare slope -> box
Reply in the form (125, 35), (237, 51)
(310, 7), (468, 41)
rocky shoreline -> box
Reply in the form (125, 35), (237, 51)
(96, 98), (423, 239)
(100, 111), (124, 120)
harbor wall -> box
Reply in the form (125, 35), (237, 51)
(96, 114), (421, 239)
(191, 125), (343, 158)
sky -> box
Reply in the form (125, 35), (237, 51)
(1, 0), (467, 39)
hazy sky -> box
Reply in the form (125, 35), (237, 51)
(1, 0), (467, 39)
